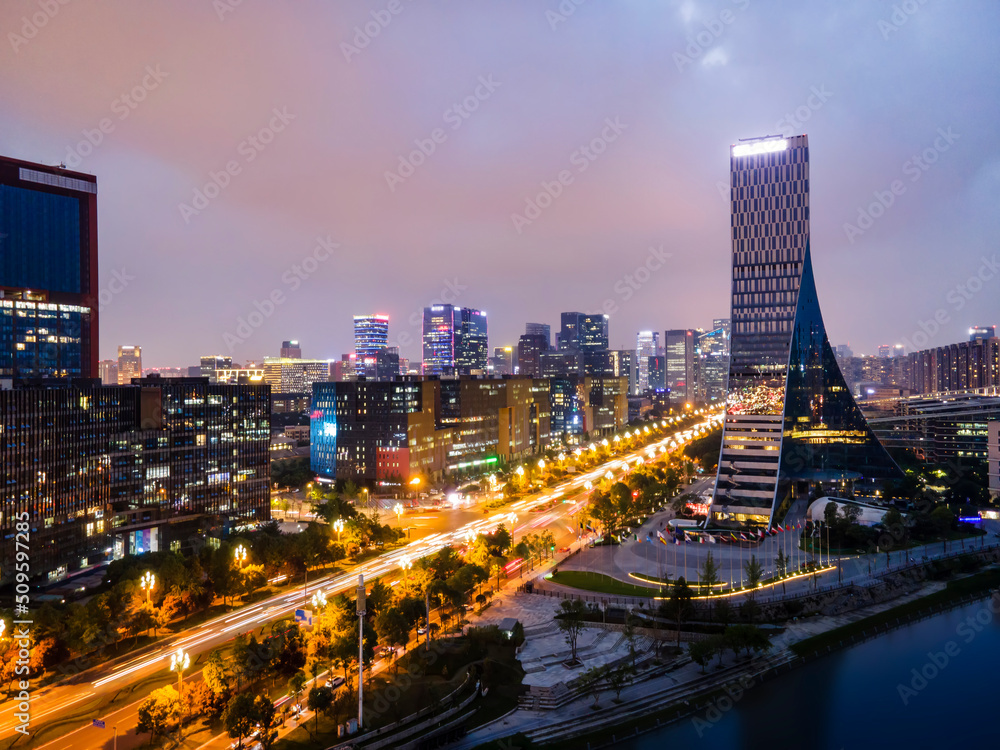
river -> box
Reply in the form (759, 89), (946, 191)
(621, 596), (1000, 749)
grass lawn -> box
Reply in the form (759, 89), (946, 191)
(547, 570), (661, 598)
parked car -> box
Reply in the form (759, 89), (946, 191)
(327, 675), (345, 689)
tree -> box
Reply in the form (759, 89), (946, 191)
(137, 686), (179, 743)
(289, 670), (307, 708)
(698, 551), (720, 596)
(929, 505), (954, 537)
(579, 665), (606, 708)
(623, 612), (641, 667)
(658, 577), (693, 648)
(688, 639), (715, 674)
(307, 685), (334, 734)
(223, 693), (258, 750)
(606, 662), (634, 702)
(253, 694), (279, 749)
(374, 608), (410, 670)
(823, 501), (839, 528)
(774, 548), (787, 577)
(557, 599), (587, 662)
(714, 598), (733, 626)
(203, 650), (233, 699)
(743, 555), (764, 596)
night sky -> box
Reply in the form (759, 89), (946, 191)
(2, 0), (998, 367)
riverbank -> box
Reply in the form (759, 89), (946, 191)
(458, 552), (1000, 749)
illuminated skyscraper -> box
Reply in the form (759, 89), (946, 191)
(710, 134), (900, 528)
(354, 314), (389, 377)
(422, 305), (487, 375)
(636, 331), (658, 393)
(117, 345), (142, 384)
(664, 329), (695, 402)
(280, 340), (302, 358)
(0, 155), (98, 380)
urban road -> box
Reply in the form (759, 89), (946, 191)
(0, 414), (721, 749)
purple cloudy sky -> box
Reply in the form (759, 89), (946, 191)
(1, 0), (998, 367)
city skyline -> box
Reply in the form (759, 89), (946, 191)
(1, 2), (997, 367)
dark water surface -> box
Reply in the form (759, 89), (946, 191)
(621, 597), (1000, 750)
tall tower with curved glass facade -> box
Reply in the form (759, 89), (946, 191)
(710, 134), (900, 528)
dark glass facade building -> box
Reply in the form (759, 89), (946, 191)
(422, 305), (488, 375)
(0, 156), (99, 379)
(0, 377), (271, 584)
(711, 134), (900, 527)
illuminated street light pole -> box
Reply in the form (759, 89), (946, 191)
(393, 502), (404, 526)
(399, 555), (412, 585)
(234, 544), (247, 570)
(357, 574), (366, 730)
(170, 648), (190, 716)
(140, 571), (155, 605)
(333, 518), (344, 542)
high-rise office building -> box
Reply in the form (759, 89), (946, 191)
(878, 344), (892, 359)
(664, 329), (695, 402)
(558, 312), (584, 351)
(0, 156), (99, 380)
(423, 305), (458, 375)
(456, 307), (488, 374)
(375, 346), (400, 381)
(517, 333), (548, 377)
(200, 355), (232, 382)
(98, 359), (118, 385)
(422, 305), (488, 375)
(647, 355), (666, 390)
(970, 326), (997, 343)
(610, 349), (637, 396)
(580, 313), (610, 375)
(117, 345), (142, 384)
(354, 314), (389, 377)
(697, 325), (730, 403)
(711, 134), (900, 527)
(0, 377), (270, 584)
(636, 331), (659, 393)
(525, 323), (551, 349)
(490, 346), (513, 376)
(280, 340), (302, 358)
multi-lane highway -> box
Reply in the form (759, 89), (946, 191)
(3, 412), (722, 748)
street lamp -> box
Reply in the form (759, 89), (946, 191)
(234, 544), (247, 570)
(394, 502), (404, 525)
(333, 518), (344, 542)
(363, 487), (370, 512)
(399, 555), (412, 584)
(170, 648), (190, 710)
(311, 590), (327, 620)
(537, 459), (545, 470)
(140, 571), (156, 605)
